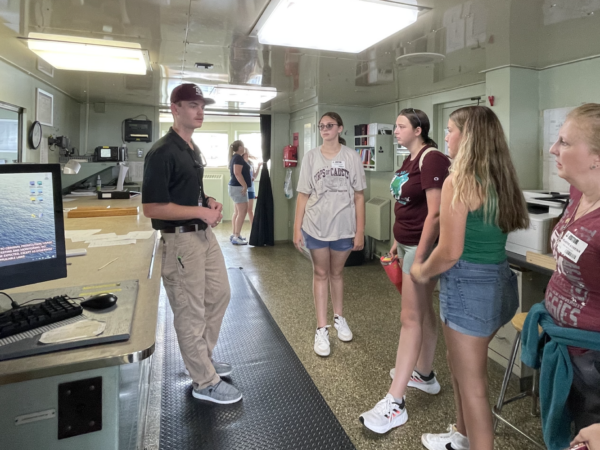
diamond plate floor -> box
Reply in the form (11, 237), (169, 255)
(159, 267), (356, 450)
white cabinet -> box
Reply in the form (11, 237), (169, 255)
(354, 134), (394, 172)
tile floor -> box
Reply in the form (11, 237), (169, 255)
(215, 223), (544, 449)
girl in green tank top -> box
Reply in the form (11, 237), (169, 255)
(408, 106), (529, 450)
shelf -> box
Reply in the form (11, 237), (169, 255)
(355, 145), (375, 148)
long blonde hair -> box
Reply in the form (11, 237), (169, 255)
(449, 106), (529, 233)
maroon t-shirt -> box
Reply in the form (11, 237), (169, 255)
(545, 186), (600, 341)
(390, 146), (451, 245)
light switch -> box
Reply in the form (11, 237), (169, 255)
(137, 149), (143, 158)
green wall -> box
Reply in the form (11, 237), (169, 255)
(0, 58), (80, 164)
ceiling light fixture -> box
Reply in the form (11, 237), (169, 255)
(23, 33), (149, 75)
(252, 0), (422, 53)
(211, 85), (277, 104)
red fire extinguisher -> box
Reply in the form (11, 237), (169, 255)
(283, 145), (297, 168)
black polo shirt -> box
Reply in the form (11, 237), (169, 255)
(142, 127), (209, 231)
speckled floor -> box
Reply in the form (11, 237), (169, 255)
(216, 223), (544, 449)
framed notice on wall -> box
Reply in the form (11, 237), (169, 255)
(36, 88), (53, 126)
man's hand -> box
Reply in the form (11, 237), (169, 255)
(201, 208), (222, 228)
(571, 423), (600, 450)
(207, 197), (223, 213)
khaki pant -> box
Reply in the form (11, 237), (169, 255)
(161, 226), (230, 389)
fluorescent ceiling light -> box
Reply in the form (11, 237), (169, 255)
(212, 85), (277, 104)
(25, 33), (148, 75)
(254, 0), (420, 53)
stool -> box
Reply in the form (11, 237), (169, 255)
(492, 312), (545, 449)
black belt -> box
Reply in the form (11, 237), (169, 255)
(161, 224), (200, 234)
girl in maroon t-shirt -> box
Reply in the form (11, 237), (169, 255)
(546, 103), (600, 434)
(360, 109), (450, 434)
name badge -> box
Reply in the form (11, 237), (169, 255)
(332, 160), (345, 169)
(557, 231), (588, 263)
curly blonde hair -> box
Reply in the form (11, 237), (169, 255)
(449, 106), (529, 233)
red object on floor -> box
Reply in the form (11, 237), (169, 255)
(381, 255), (403, 293)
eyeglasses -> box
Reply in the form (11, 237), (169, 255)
(318, 123), (338, 131)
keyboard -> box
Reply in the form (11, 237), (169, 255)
(0, 296), (83, 339)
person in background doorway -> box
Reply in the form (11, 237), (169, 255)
(293, 112), (366, 357)
(243, 148), (263, 224)
(521, 103), (600, 450)
(411, 106), (528, 450)
(360, 108), (450, 434)
(228, 140), (250, 245)
(142, 83), (242, 404)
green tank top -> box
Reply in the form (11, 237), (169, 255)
(461, 207), (507, 264)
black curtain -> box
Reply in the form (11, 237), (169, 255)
(249, 115), (274, 246)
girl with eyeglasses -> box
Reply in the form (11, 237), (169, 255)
(294, 112), (366, 357)
(360, 108), (451, 434)
(411, 106), (528, 450)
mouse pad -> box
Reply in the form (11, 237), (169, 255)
(0, 280), (138, 361)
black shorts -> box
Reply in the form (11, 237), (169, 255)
(568, 349), (600, 433)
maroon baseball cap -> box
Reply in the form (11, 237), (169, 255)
(170, 83), (215, 105)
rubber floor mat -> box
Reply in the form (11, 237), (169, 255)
(159, 268), (356, 450)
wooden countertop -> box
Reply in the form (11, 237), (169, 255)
(0, 196), (161, 385)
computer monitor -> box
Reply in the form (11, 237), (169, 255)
(0, 164), (67, 290)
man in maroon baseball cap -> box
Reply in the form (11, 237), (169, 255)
(170, 83), (215, 105)
(142, 82), (242, 405)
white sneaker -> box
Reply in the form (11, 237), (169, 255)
(314, 326), (331, 356)
(359, 393), (408, 434)
(390, 368), (441, 395)
(422, 424), (469, 450)
(333, 315), (353, 341)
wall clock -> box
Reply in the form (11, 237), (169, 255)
(29, 120), (42, 149)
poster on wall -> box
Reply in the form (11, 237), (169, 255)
(36, 88), (54, 126)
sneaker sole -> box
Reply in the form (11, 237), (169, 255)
(359, 409), (408, 434)
(407, 379), (441, 395)
(389, 369), (441, 395)
(192, 390), (243, 404)
(314, 347), (330, 357)
(336, 332), (353, 342)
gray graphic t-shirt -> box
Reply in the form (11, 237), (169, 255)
(297, 145), (367, 241)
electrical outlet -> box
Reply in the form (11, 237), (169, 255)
(137, 149), (144, 158)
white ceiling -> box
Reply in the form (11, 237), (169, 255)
(0, 0), (599, 113)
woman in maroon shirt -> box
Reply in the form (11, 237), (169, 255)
(360, 109), (451, 434)
(546, 103), (600, 434)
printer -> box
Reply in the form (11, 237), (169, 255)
(506, 190), (569, 256)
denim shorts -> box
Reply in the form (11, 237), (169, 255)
(439, 259), (519, 338)
(302, 230), (353, 252)
(228, 185), (248, 204)
(248, 190), (256, 200)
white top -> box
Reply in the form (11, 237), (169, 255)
(297, 145), (367, 241)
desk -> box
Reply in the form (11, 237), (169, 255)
(487, 251), (554, 386)
(0, 196), (161, 450)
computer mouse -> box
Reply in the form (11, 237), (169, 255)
(81, 293), (118, 310)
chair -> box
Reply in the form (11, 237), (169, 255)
(492, 312), (545, 449)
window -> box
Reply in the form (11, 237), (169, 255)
(192, 132), (229, 167)
(238, 133), (262, 162)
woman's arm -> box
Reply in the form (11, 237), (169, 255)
(411, 175), (467, 283)
(233, 164), (248, 193)
(353, 190), (365, 251)
(293, 193), (309, 252)
(414, 187), (442, 263)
